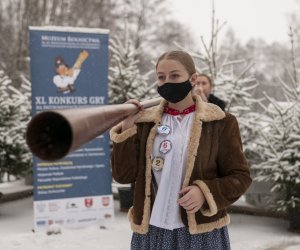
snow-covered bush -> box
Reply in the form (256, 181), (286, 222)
(0, 71), (31, 182)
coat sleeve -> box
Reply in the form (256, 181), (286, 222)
(110, 123), (140, 184)
(193, 113), (252, 216)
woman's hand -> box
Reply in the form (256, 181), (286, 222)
(178, 185), (205, 214)
(121, 99), (144, 132)
(193, 87), (208, 102)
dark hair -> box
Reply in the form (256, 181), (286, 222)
(55, 56), (67, 68)
(198, 73), (213, 86)
(156, 50), (196, 77)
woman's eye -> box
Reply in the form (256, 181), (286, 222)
(171, 74), (180, 79)
(158, 75), (165, 81)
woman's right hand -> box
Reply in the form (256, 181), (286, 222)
(121, 99), (144, 132)
(193, 87), (208, 102)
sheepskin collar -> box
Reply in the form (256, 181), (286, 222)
(136, 95), (225, 124)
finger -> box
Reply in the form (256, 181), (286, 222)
(126, 100), (143, 111)
(179, 199), (193, 208)
(178, 193), (192, 205)
(178, 186), (194, 204)
(178, 186), (192, 196)
(186, 206), (200, 214)
(125, 99), (138, 104)
(181, 201), (198, 210)
(200, 92), (207, 100)
(179, 195), (196, 206)
(195, 89), (203, 97)
(130, 100), (141, 107)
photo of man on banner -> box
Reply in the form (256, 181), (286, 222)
(53, 50), (89, 94)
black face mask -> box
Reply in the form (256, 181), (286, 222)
(157, 79), (192, 103)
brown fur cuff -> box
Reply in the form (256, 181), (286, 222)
(109, 123), (137, 143)
(189, 214), (230, 234)
(193, 180), (218, 216)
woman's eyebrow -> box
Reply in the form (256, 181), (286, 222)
(157, 70), (181, 74)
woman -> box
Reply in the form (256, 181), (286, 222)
(193, 73), (226, 111)
(110, 50), (252, 249)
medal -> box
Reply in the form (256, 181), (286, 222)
(152, 157), (164, 171)
(157, 125), (171, 135)
(159, 140), (172, 154)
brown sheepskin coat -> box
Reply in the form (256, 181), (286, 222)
(110, 96), (252, 235)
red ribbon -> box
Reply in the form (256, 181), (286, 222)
(164, 104), (196, 116)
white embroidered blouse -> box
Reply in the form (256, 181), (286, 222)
(149, 112), (194, 230)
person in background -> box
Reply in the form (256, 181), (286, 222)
(110, 50), (251, 249)
(193, 73), (226, 111)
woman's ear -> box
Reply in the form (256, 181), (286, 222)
(190, 73), (198, 86)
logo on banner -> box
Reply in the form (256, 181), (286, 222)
(53, 50), (89, 94)
(36, 220), (47, 226)
(102, 196), (110, 207)
(66, 201), (78, 209)
(104, 213), (112, 219)
(84, 198), (93, 208)
(55, 219), (64, 225)
(48, 202), (60, 212)
(36, 203), (47, 213)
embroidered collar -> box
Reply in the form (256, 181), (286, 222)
(164, 104), (196, 116)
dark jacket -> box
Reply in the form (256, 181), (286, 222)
(110, 96), (251, 235)
(208, 94), (226, 111)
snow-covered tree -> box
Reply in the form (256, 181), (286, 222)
(179, 0), (262, 166)
(252, 28), (300, 218)
(0, 71), (31, 182)
(109, 18), (154, 104)
(212, 61), (262, 165)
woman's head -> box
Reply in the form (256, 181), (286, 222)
(193, 73), (213, 98)
(156, 50), (196, 82)
(197, 73), (213, 86)
(156, 51), (197, 103)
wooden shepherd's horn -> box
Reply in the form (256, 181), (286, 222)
(26, 97), (161, 161)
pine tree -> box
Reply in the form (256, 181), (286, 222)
(253, 28), (300, 216)
(108, 18), (154, 104)
(108, 17), (158, 210)
(212, 61), (262, 165)
(178, 0), (262, 166)
(0, 71), (31, 182)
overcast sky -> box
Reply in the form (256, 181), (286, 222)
(171, 0), (299, 45)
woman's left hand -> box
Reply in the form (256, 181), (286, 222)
(178, 185), (205, 213)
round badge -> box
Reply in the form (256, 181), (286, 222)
(157, 125), (171, 135)
(159, 140), (172, 154)
(152, 157), (164, 171)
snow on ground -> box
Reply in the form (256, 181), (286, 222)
(0, 179), (33, 195)
(0, 197), (299, 250)
(0, 198), (131, 250)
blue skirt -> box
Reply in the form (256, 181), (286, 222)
(131, 225), (230, 250)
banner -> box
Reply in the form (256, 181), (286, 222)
(29, 26), (113, 231)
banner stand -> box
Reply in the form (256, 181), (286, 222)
(29, 26), (113, 232)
